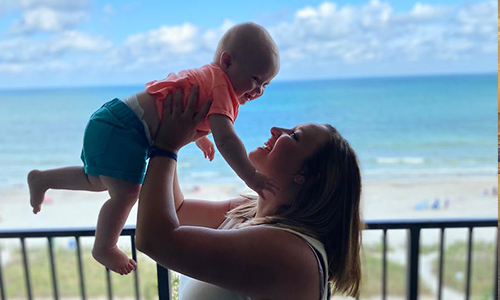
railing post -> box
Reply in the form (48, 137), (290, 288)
(75, 236), (86, 300)
(130, 235), (141, 300)
(382, 229), (388, 300)
(0, 243), (5, 300)
(495, 228), (498, 300)
(157, 264), (171, 300)
(437, 228), (445, 300)
(465, 227), (473, 300)
(105, 268), (113, 300)
(20, 238), (33, 300)
(47, 237), (59, 300)
(406, 228), (420, 300)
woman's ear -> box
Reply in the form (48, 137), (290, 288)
(219, 52), (232, 70)
(294, 174), (305, 185)
(294, 171), (320, 186)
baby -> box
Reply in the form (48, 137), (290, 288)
(27, 22), (280, 275)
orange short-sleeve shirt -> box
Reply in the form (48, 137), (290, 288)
(145, 63), (239, 134)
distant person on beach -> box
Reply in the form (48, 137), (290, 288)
(136, 87), (363, 299)
(27, 22), (280, 275)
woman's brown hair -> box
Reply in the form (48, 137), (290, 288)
(226, 124), (363, 297)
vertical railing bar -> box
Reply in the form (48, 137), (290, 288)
(406, 227), (420, 300)
(382, 229), (387, 300)
(465, 227), (473, 300)
(75, 236), (87, 300)
(47, 237), (59, 300)
(20, 238), (33, 300)
(0, 243), (6, 300)
(106, 268), (113, 300)
(130, 235), (141, 300)
(437, 228), (445, 300)
(157, 264), (171, 300)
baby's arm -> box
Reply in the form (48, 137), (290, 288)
(209, 114), (278, 198)
(195, 136), (215, 161)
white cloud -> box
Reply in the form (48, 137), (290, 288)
(0, 1), (18, 15)
(0, 0), (88, 13)
(0, 63), (25, 73)
(9, 7), (88, 33)
(49, 31), (112, 53)
(407, 3), (450, 21)
(126, 23), (199, 54)
(455, 0), (497, 35)
(103, 4), (115, 16)
(267, 0), (498, 68)
(0, 0), (496, 85)
(0, 31), (111, 64)
(19, 0), (88, 10)
(0, 58), (82, 75)
(359, 0), (392, 28)
(108, 21), (238, 72)
(6, 0), (89, 34)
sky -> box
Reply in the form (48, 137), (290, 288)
(0, 0), (497, 89)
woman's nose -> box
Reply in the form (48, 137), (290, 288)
(270, 127), (280, 137)
(270, 127), (285, 137)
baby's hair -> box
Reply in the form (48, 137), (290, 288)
(213, 22), (279, 65)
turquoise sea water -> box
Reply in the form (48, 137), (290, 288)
(0, 74), (497, 187)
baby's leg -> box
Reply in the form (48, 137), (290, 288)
(92, 176), (139, 275)
(28, 167), (106, 214)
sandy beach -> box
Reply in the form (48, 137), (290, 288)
(0, 176), (496, 246)
(0, 176), (496, 300)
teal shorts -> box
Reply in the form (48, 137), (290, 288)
(81, 98), (150, 183)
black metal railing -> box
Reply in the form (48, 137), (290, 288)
(0, 226), (141, 300)
(365, 218), (498, 300)
(0, 218), (497, 300)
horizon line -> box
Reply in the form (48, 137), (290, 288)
(0, 71), (496, 92)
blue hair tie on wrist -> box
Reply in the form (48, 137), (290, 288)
(148, 146), (178, 161)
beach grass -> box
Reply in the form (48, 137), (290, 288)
(359, 242), (433, 298)
(430, 241), (496, 300)
(0, 240), (181, 300)
(4, 241), (495, 299)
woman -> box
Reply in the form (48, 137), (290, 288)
(136, 87), (363, 300)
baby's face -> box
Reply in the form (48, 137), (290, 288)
(226, 53), (279, 105)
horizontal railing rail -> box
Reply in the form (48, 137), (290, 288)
(0, 219), (497, 300)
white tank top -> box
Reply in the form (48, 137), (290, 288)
(179, 218), (329, 300)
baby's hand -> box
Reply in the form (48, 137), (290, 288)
(196, 136), (215, 161)
(245, 171), (280, 200)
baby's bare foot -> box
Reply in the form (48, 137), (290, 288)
(92, 246), (137, 275)
(27, 170), (48, 214)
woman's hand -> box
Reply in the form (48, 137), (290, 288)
(153, 86), (212, 153)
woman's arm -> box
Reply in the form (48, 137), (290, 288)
(146, 87), (229, 229)
(138, 155), (318, 299)
(136, 87), (318, 299)
(174, 163), (236, 228)
(137, 87), (209, 240)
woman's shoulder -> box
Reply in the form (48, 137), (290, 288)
(261, 224), (326, 256)
(242, 225), (323, 299)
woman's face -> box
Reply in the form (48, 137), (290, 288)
(249, 123), (331, 180)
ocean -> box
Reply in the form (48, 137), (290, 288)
(0, 74), (497, 187)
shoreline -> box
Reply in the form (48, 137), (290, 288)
(0, 175), (496, 246)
